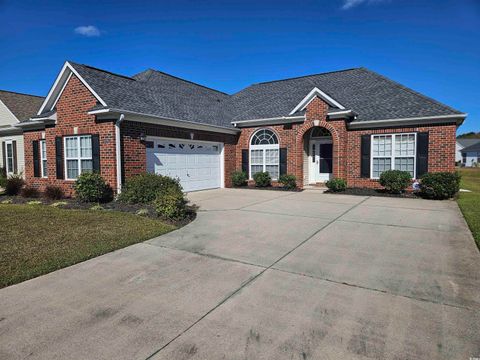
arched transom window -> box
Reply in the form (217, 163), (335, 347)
(250, 129), (279, 179)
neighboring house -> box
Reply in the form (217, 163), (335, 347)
(0, 90), (44, 177)
(19, 61), (466, 194)
(456, 138), (480, 164)
(460, 142), (480, 167)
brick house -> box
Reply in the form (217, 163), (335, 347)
(18, 61), (466, 195)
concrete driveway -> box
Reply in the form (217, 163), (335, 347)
(1, 189), (479, 359)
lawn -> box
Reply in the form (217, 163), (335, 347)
(457, 168), (480, 250)
(0, 204), (175, 288)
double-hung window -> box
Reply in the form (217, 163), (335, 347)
(5, 140), (14, 175)
(371, 133), (416, 178)
(64, 135), (93, 180)
(40, 139), (47, 178)
(250, 129), (279, 180)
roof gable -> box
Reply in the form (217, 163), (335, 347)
(0, 90), (44, 122)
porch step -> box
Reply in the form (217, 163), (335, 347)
(303, 184), (328, 192)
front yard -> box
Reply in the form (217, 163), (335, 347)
(457, 167), (480, 249)
(0, 204), (175, 288)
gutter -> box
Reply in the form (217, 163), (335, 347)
(89, 108), (240, 135)
(115, 114), (125, 194)
(348, 113), (468, 129)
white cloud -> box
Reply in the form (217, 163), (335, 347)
(74, 25), (101, 37)
(342, 0), (389, 10)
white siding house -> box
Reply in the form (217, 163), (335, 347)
(456, 138), (480, 165)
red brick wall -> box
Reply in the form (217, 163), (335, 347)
(121, 121), (238, 187)
(236, 96), (457, 189)
(24, 75), (116, 196)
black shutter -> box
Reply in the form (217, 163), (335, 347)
(416, 132), (429, 178)
(33, 140), (40, 177)
(360, 135), (371, 178)
(12, 140), (18, 174)
(55, 137), (64, 179)
(241, 149), (249, 174)
(280, 148), (287, 176)
(92, 134), (101, 173)
(1, 142), (5, 171)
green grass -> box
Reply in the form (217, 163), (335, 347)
(457, 168), (480, 250)
(0, 204), (175, 288)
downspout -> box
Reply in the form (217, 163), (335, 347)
(115, 114), (125, 194)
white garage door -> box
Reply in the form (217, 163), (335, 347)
(146, 138), (223, 192)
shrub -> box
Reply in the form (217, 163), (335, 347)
(253, 172), (271, 187)
(21, 186), (40, 198)
(232, 171), (248, 187)
(379, 170), (412, 194)
(279, 174), (297, 190)
(0, 167), (6, 188)
(154, 186), (188, 220)
(44, 185), (64, 200)
(118, 173), (182, 204)
(5, 174), (24, 196)
(73, 172), (112, 203)
(420, 172), (461, 200)
(325, 178), (347, 192)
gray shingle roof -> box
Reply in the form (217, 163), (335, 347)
(41, 63), (463, 128)
(0, 90), (44, 122)
(457, 138), (480, 148)
(461, 141), (480, 153)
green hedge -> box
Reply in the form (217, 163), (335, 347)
(420, 172), (461, 200)
(119, 173), (182, 204)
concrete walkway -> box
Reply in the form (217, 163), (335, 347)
(1, 189), (479, 359)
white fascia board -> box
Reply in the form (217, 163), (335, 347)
(37, 61), (107, 115)
(231, 115), (305, 127)
(348, 113), (468, 129)
(289, 87), (345, 115)
(92, 108), (240, 135)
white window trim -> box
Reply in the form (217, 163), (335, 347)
(63, 135), (93, 180)
(40, 139), (47, 178)
(370, 133), (417, 179)
(249, 129), (280, 180)
(5, 140), (14, 175)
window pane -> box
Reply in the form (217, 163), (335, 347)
(372, 158), (391, 178)
(265, 149), (279, 165)
(266, 165), (279, 179)
(80, 136), (92, 158)
(395, 134), (415, 156)
(65, 137), (78, 158)
(251, 165), (263, 177)
(372, 135), (392, 157)
(42, 160), (48, 177)
(41, 141), (47, 159)
(250, 149), (263, 164)
(67, 160), (79, 179)
(81, 159), (93, 173)
(394, 157), (414, 177)
(251, 129), (278, 145)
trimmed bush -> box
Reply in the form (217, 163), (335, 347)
(118, 173), (182, 204)
(253, 171), (271, 187)
(232, 171), (248, 187)
(420, 172), (461, 200)
(279, 174), (297, 190)
(5, 174), (24, 196)
(73, 172), (112, 203)
(21, 186), (40, 198)
(154, 185), (188, 220)
(44, 185), (64, 200)
(325, 178), (347, 192)
(379, 170), (411, 194)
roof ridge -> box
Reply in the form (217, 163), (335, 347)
(136, 68), (229, 96)
(0, 89), (44, 98)
(359, 67), (462, 114)
(254, 67), (362, 86)
(69, 61), (136, 81)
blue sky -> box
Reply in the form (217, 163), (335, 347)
(0, 0), (479, 133)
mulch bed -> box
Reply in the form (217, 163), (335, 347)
(326, 187), (420, 198)
(0, 194), (196, 227)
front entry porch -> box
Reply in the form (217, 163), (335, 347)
(305, 126), (333, 185)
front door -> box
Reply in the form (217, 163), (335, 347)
(309, 140), (333, 183)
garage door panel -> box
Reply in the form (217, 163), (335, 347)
(147, 138), (222, 192)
